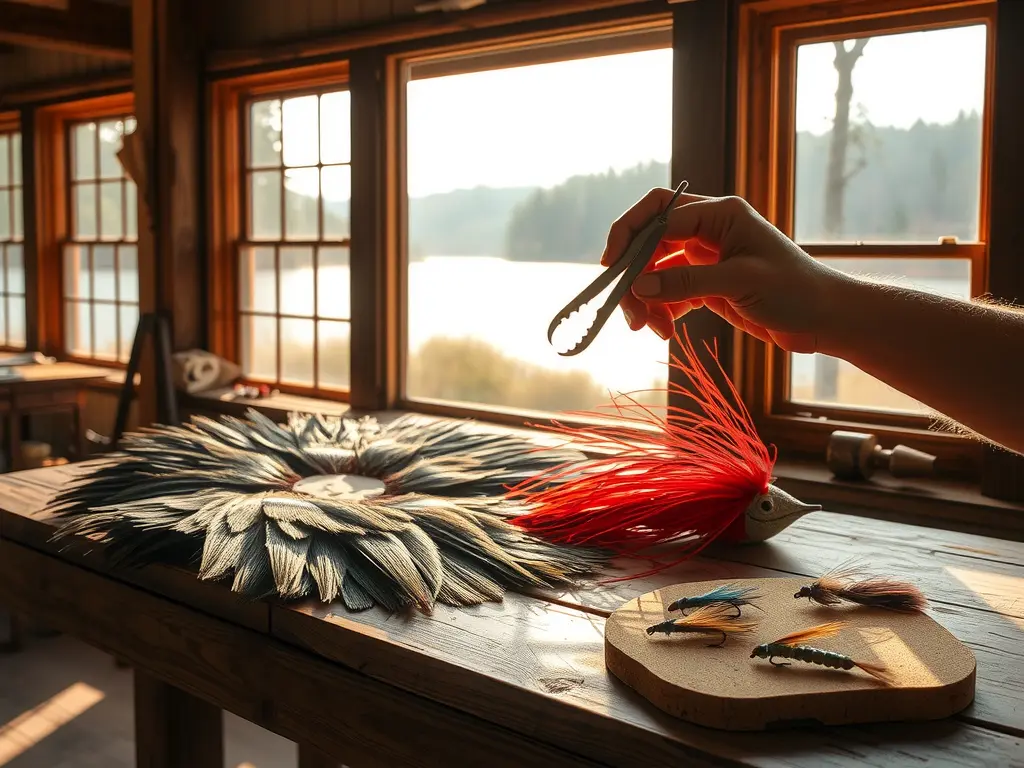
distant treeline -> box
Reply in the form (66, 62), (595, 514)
(403, 110), (982, 264)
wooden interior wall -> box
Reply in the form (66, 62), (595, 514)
(203, 0), (432, 50)
(0, 48), (128, 92)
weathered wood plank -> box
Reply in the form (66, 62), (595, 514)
(269, 601), (1024, 766)
(0, 468), (270, 633)
(797, 511), (1024, 567)
(273, 551), (1023, 744)
(134, 670), (224, 768)
(2, 467), (1022, 738)
(730, 522), (1024, 619)
(0, 542), (602, 768)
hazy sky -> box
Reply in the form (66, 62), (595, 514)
(278, 23), (987, 200)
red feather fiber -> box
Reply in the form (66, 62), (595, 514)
(507, 325), (776, 573)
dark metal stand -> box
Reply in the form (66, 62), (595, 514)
(90, 311), (180, 450)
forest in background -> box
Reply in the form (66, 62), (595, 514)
(405, 109), (981, 266)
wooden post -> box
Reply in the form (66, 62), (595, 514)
(669, 0), (739, 404)
(130, 0), (205, 427)
(349, 49), (397, 412)
(981, 0), (1024, 501)
(134, 670), (223, 768)
(19, 108), (42, 353)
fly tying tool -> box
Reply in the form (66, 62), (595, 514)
(546, 179), (690, 356)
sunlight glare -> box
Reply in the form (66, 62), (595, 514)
(0, 682), (105, 766)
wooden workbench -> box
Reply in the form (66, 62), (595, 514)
(0, 361), (112, 469)
(0, 463), (1021, 767)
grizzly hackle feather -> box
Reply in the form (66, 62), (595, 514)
(796, 562), (928, 613)
(46, 410), (609, 614)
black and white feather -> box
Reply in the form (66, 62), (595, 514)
(47, 410), (608, 613)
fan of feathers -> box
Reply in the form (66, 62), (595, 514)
(46, 410), (611, 614)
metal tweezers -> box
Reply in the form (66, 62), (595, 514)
(547, 179), (689, 356)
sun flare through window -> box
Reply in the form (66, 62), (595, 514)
(402, 28), (674, 418)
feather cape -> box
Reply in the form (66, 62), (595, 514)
(46, 411), (608, 613)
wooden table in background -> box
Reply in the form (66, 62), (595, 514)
(0, 362), (112, 470)
(0, 464), (1021, 767)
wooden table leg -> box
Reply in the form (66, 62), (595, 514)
(134, 670), (223, 768)
(298, 744), (346, 768)
(0, 612), (24, 653)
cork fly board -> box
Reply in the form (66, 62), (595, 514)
(604, 576), (976, 731)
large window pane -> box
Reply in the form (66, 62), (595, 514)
(241, 88), (351, 388)
(64, 116), (139, 362)
(73, 124), (96, 181)
(0, 135), (8, 185)
(404, 43), (672, 413)
(249, 99), (282, 168)
(793, 25), (986, 244)
(789, 257), (971, 413)
(0, 132), (25, 349)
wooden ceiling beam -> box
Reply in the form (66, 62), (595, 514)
(0, 0), (132, 59)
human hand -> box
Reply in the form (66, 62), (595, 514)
(601, 190), (847, 354)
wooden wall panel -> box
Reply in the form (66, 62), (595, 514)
(204, 0), (402, 50)
(0, 48), (127, 92)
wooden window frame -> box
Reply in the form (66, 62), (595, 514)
(208, 60), (352, 401)
(384, 11), (677, 431)
(35, 91), (137, 368)
(0, 112), (27, 352)
(736, 0), (996, 480)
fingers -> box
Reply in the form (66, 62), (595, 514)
(619, 291), (649, 331)
(681, 238), (718, 265)
(601, 189), (709, 267)
(632, 261), (740, 303)
(617, 239), (686, 331)
(645, 303), (676, 341)
(661, 195), (753, 245)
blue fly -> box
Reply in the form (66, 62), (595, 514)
(667, 583), (763, 617)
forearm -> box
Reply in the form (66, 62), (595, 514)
(818, 274), (1024, 454)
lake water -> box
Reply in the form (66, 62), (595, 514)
(40, 255), (971, 398)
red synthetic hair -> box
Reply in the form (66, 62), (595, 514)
(507, 325), (775, 575)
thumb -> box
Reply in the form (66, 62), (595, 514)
(631, 262), (739, 303)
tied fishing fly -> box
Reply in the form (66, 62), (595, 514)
(667, 583), (763, 617)
(795, 563), (928, 613)
(508, 326), (821, 580)
(646, 603), (760, 647)
(750, 621), (894, 685)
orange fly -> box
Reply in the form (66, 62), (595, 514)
(750, 621), (894, 685)
(646, 603), (760, 647)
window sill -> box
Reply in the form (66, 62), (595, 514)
(185, 387), (351, 419)
(83, 370), (140, 392)
(770, 459), (1023, 542)
(182, 390), (1024, 542)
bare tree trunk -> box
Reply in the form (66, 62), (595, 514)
(823, 38), (869, 239)
(816, 38), (869, 402)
